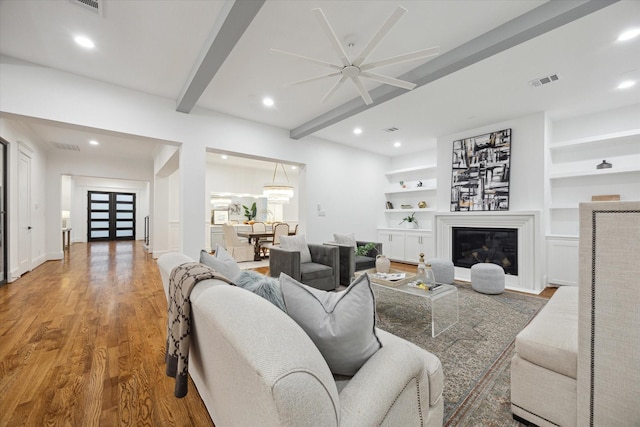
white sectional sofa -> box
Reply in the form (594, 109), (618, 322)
(511, 201), (640, 426)
(158, 252), (445, 427)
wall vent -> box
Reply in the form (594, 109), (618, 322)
(384, 127), (399, 132)
(529, 74), (559, 88)
(68, 0), (102, 15)
(53, 142), (81, 151)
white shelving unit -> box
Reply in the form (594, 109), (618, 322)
(383, 164), (437, 214)
(548, 129), (640, 234)
(380, 164), (438, 263)
(546, 128), (639, 285)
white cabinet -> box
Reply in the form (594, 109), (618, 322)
(377, 229), (405, 261)
(403, 231), (431, 263)
(547, 129), (640, 237)
(378, 229), (434, 263)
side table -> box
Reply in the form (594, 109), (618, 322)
(62, 228), (72, 251)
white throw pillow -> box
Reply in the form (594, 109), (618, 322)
(199, 245), (241, 281)
(333, 232), (357, 248)
(279, 272), (382, 376)
(279, 234), (312, 264)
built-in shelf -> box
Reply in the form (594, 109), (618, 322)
(384, 185), (437, 194)
(550, 128), (640, 150)
(549, 165), (640, 179)
(549, 205), (579, 210)
(384, 208), (436, 213)
(384, 164), (437, 177)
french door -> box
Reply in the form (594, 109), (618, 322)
(88, 191), (136, 241)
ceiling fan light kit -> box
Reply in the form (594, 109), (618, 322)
(272, 6), (439, 105)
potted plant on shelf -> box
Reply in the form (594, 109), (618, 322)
(399, 212), (419, 229)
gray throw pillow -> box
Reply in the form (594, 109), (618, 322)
(279, 272), (382, 376)
(235, 270), (286, 311)
(279, 234), (312, 264)
(199, 245), (241, 281)
(333, 232), (357, 248)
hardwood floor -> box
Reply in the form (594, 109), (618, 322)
(1, 242), (554, 426)
(0, 241), (213, 427)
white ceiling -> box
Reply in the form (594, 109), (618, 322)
(0, 0), (639, 162)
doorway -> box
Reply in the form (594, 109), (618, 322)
(88, 191), (136, 241)
(0, 138), (7, 285)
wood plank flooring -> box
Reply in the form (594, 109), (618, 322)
(1, 241), (554, 426)
(0, 241), (213, 427)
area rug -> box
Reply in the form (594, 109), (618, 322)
(239, 259), (269, 270)
(374, 283), (547, 425)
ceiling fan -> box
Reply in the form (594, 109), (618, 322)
(271, 6), (439, 105)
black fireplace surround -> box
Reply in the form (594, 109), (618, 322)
(452, 227), (518, 275)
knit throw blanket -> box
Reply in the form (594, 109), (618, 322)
(165, 262), (234, 398)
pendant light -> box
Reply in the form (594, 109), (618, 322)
(263, 163), (294, 203)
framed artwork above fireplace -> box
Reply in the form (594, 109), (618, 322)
(450, 128), (511, 211)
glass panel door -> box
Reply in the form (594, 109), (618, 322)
(88, 191), (136, 241)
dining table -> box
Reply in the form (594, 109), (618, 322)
(237, 229), (297, 261)
(237, 231), (275, 261)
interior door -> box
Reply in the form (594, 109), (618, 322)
(0, 139), (7, 284)
(18, 149), (31, 275)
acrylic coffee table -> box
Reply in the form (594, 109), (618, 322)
(357, 269), (459, 337)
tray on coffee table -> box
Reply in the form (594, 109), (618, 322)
(355, 268), (416, 287)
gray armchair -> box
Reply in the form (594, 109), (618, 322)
(328, 241), (382, 286)
(269, 244), (339, 291)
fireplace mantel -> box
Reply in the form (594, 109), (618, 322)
(434, 211), (542, 293)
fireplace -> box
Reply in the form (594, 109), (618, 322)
(434, 212), (541, 293)
(452, 227), (518, 275)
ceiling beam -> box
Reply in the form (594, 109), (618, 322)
(176, 0), (266, 113)
(290, 0), (619, 140)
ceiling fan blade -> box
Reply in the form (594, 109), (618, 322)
(352, 6), (407, 67)
(284, 72), (342, 87)
(359, 71), (416, 90)
(270, 48), (342, 70)
(312, 8), (351, 67)
(320, 75), (348, 103)
(360, 46), (440, 71)
(350, 76), (374, 105)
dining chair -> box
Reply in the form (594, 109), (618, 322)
(222, 224), (254, 262)
(261, 223), (289, 256)
(252, 222), (266, 233)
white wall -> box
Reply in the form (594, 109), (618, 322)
(436, 112), (547, 212)
(1, 56), (389, 261)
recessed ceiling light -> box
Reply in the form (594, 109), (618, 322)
(221, 155), (228, 159)
(291, 165), (298, 170)
(618, 28), (640, 42)
(353, 127), (362, 135)
(262, 97), (274, 107)
(74, 35), (95, 49)
(89, 140), (99, 145)
(617, 80), (636, 89)
(393, 141), (402, 148)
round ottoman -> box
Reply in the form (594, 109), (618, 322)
(427, 258), (455, 284)
(470, 263), (505, 294)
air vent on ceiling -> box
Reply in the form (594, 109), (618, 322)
(53, 142), (81, 151)
(529, 74), (560, 88)
(68, 0), (102, 15)
(384, 127), (399, 133)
